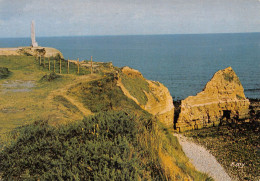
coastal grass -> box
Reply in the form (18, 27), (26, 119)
(0, 55), (85, 138)
(68, 73), (147, 115)
(120, 73), (149, 105)
(184, 121), (260, 181)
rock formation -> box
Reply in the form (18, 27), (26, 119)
(118, 66), (174, 127)
(0, 47), (63, 58)
(176, 67), (250, 132)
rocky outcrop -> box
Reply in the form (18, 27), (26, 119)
(0, 47), (63, 58)
(118, 66), (174, 127)
(176, 67), (250, 132)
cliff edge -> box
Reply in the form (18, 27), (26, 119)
(118, 66), (174, 127)
(176, 67), (250, 132)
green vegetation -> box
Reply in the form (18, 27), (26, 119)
(223, 73), (234, 82)
(184, 122), (259, 180)
(120, 73), (150, 105)
(0, 111), (142, 180)
(0, 55), (78, 136)
(53, 95), (80, 113)
(40, 72), (61, 82)
(68, 73), (145, 114)
(0, 111), (209, 180)
(0, 67), (11, 79)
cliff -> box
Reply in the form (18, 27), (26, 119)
(176, 67), (250, 132)
(118, 66), (174, 127)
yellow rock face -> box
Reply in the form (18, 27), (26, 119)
(119, 66), (174, 127)
(176, 67), (250, 132)
(144, 80), (175, 127)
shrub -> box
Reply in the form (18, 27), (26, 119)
(0, 111), (151, 180)
(40, 72), (61, 82)
(0, 67), (11, 79)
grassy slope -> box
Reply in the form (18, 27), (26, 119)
(0, 55), (210, 180)
(0, 55), (84, 138)
(120, 73), (150, 105)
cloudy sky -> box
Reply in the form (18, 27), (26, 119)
(0, 0), (260, 37)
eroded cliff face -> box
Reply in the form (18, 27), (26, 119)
(118, 66), (174, 127)
(176, 67), (250, 132)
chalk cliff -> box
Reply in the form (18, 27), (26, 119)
(176, 67), (250, 132)
(118, 66), (174, 127)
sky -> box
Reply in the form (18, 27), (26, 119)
(0, 0), (260, 37)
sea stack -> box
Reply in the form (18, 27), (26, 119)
(31, 20), (38, 47)
(176, 67), (250, 132)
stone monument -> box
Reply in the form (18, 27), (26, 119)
(31, 20), (38, 47)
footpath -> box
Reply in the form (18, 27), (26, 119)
(174, 134), (232, 181)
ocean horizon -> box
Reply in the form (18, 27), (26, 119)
(1, 33), (259, 100)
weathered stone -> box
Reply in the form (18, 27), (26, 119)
(118, 66), (174, 127)
(176, 67), (250, 132)
(144, 80), (175, 127)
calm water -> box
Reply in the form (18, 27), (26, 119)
(1, 33), (260, 100)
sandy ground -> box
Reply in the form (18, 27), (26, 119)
(174, 134), (232, 181)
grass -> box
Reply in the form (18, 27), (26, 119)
(184, 121), (259, 180)
(53, 95), (81, 114)
(68, 73), (147, 115)
(120, 72), (150, 105)
(0, 55), (83, 138)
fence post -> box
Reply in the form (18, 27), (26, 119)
(39, 56), (41, 65)
(67, 58), (69, 74)
(77, 58), (79, 74)
(48, 57), (50, 71)
(91, 56), (93, 74)
(43, 56), (45, 68)
(53, 59), (55, 73)
(59, 58), (61, 74)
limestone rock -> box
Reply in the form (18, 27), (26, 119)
(144, 80), (175, 127)
(118, 66), (174, 127)
(176, 67), (250, 132)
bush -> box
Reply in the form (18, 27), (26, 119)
(40, 72), (61, 82)
(0, 67), (11, 79)
(0, 111), (150, 180)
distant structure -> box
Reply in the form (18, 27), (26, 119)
(31, 20), (38, 47)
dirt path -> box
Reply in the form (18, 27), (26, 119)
(174, 134), (231, 181)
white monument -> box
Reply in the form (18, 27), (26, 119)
(31, 20), (38, 47)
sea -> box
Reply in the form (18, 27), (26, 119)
(0, 33), (259, 100)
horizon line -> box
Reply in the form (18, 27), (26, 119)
(1, 32), (260, 39)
